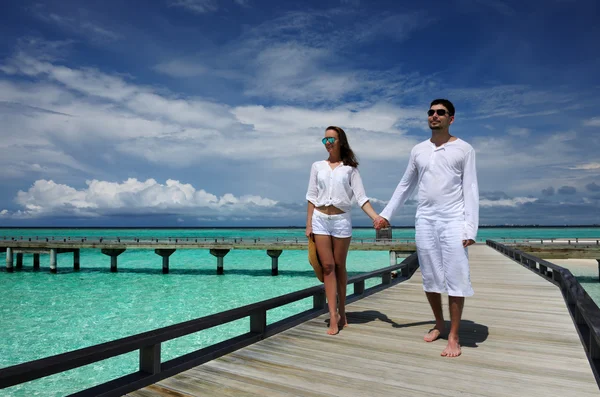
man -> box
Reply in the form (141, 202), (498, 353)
(374, 99), (479, 358)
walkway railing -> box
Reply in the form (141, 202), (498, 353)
(0, 253), (419, 397)
(486, 239), (600, 385)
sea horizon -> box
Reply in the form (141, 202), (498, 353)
(1, 224), (599, 229)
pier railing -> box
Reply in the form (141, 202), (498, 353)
(495, 237), (600, 244)
(0, 253), (419, 397)
(486, 240), (600, 384)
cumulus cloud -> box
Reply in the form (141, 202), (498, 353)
(541, 186), (555, 196)
(3, 179), (278, 219)
(586, 182), (600, 192)
(507, 127), (530, 137)
(0, 49), (425, 175)
(153, 60), (208, 77)
(480, 191), (511, 201)
(478, 190), (538, 207)
(32, 7), (120, 43)
(480, 196), (538, 207)
(568, 163), (600, 170)
(558, 185), (577, 195)
(167, 0), (218, 14)
(583, 117), (600, 127)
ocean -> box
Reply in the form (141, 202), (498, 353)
(1, 227), (599, 396)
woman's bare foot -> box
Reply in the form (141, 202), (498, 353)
(423, 327), (444, 342)
(441, 337), (461, 357)
(338, 313), (348, 329)
(327, 314), (340, 335)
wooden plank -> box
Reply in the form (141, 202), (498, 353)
(128, 245), (599, 396)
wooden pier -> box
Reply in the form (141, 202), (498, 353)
(124, 244), (600, 396)
(500, 238), (600, 259)
(0, 236), (416, 274)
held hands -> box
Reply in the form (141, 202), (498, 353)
(373, 216), (390, 230)
(462, 239), (475, 248)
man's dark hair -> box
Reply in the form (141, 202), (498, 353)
(430, 99), (455, 116)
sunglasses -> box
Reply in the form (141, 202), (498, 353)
(427, 109), (449, 117)
(322, 137), (337, 145)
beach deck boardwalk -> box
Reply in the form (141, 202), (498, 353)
(126, 245), (599, 397)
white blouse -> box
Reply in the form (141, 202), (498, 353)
(379, 138), (479, 240)
(306, 160), (370, 213)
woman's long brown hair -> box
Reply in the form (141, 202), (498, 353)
(326, 126), (359, 168)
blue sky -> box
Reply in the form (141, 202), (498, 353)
(0, 0), (599, 227)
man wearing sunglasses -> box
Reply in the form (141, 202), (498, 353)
(374, 99), (479, 358)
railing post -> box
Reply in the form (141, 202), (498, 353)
(354, 280), (365, 295)
(401, 265), (410, 277)
(313, 290), (326, 309)
(382, 272), (392, 285)
(140, 344), (161, 375)
(250, 311), (266, 334)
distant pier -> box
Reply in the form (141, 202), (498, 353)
(0, 235), (416, 274)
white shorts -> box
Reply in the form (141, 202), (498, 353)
(415, 218), (473, 297)
(312, 210), (352, 238)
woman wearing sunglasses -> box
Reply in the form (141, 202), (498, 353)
(305, 126), (379, 335)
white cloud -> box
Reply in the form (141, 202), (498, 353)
(1, 50), (423, 173)
(480, 197), (538, 207)
(167, 0), (218, 13)
(568, 163), (600, 170)
(33, 8), (120, 42)
(507, 127), (530, 137)
(5, 178), (278, 219)
(450, 85), (576, 120)
(583, 117), (600, 127)
(153, 60), (208, 77)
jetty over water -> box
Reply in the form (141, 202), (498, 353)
(124, 244), (600, 397)
(1, 242), (600, 396)
(502, 238), (600, 259)
(0, 235), (416, 274)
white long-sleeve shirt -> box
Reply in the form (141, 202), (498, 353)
(306, 160), (370, 213)
(380, 138), (479, 240)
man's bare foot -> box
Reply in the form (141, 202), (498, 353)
(327, 314), (340, 335)
(441, 338), (461, 357)
(424, 327), (444, 342)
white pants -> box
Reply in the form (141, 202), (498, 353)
(415, 218), (473, 297)
(312, 210), (352, 238)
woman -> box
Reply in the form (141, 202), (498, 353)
(306, 126), (379, 335)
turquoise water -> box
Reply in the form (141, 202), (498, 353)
(1, 227), (599, 396)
